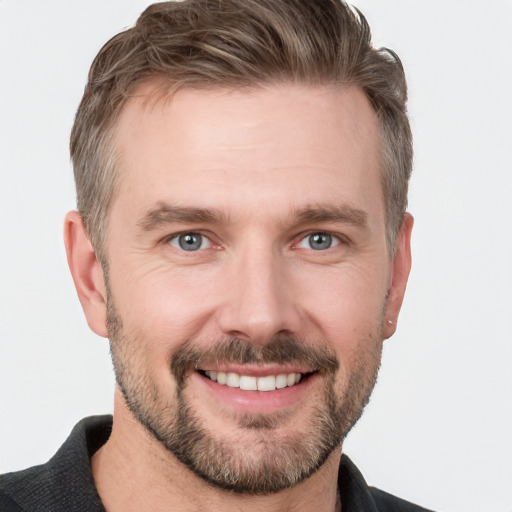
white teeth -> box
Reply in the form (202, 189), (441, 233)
(275, 374), (288, 389)
(240, 375), (257, 390)
(204, 370), (303, 391)
(226, 372), (240, 387)
(257, 375), (276, 391)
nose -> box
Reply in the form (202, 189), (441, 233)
(215, 244), (301, 345)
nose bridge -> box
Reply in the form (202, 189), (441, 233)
(217, 236), (298, 343)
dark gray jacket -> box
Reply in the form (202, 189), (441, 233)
(0, 416), (434, 511)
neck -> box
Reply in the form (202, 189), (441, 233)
(92, 392), (342, 512)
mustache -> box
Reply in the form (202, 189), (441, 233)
(171, 336), (339, 387)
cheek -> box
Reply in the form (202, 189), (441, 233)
(110, 264), (219, 347)
(296, 264), (388, 335)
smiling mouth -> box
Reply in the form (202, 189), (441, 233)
(198, 370), (316, 391)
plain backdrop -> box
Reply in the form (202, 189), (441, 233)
(1, 2), (511, 511)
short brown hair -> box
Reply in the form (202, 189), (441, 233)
(70, 0), (412, 262)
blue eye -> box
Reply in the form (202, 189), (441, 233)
(170, 233), (211, 251)
(298, 232), (340, 251)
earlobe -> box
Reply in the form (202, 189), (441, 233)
(384, 213), (413, 339)
(64, 211), (108, 338)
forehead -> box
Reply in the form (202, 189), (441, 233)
(111, 83), (382, 223)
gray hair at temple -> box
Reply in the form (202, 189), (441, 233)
(70, 0), (412, 263)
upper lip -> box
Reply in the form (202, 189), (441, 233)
(196, 364), (315, 377)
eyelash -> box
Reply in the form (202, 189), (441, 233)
(295, 232), (344, 251)
(165, 230), (347, 253)
(167, 231), (216, 252)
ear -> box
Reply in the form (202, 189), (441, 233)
(384, 213), (413, 339)
(64, 211), (108, 338)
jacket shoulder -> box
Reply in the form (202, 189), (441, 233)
(0, 416), (111, 512)
(369, 486), (435, 512)
(0, 464), (48, 511)
(0, 493), (26, 512)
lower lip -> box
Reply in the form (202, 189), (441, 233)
(190, 371), (319, 414)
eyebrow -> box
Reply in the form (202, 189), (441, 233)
(138, 203), (227, 231)
(294, 205), (368, 229)
(138, 202), (369, 232)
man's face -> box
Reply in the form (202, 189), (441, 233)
(103, 84), (399, 493)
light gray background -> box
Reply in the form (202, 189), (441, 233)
(1, 2), (511, 511)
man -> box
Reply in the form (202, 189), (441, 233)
(0, 0), (431, 510)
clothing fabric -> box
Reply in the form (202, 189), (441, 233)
(0, 416), (433, 511)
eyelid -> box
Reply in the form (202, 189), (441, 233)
(165, 230), (216, 251)
(161, 229), (347, 252)
(294, 231), (346, 250)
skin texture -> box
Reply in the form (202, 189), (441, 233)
(64, 83), (413, 512)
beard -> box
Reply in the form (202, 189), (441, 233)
(106, 294), (383, 495)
